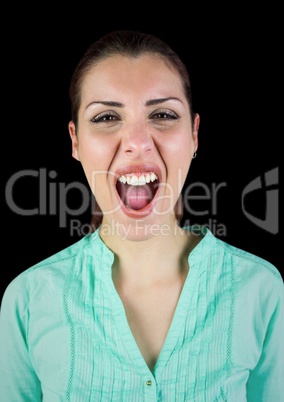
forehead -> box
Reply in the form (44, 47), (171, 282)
(81, 54), (185, 101)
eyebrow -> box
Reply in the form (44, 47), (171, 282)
(145, 97), (183, 106)
(86, 97), (183, 109)
(86, 100), (124, 109)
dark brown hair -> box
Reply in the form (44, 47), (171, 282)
(69, 30), (194, 127)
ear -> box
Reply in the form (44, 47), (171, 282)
(68, 121), (80, 161)
(192, 113), (200, 154)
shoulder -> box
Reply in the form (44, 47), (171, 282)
(188, 225), (283, 299)
(1, 233), (96, 308)
(215, 235), (282, 281)
(213, 235), (283, 310)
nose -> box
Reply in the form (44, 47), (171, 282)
(121, 122), (154, 157)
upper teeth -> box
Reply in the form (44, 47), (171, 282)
(118, 172), (158, 186)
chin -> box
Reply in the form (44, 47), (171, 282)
(101, 208), (177, 242)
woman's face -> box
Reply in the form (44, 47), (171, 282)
(69, 53), (199, 239)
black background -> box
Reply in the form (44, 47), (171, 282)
(2, 8), (282, 302)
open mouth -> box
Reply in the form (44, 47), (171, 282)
(116, 172), (160, 211)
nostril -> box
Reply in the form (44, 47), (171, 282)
(124, 145), (152, 156)
(122, 128), (154, 155)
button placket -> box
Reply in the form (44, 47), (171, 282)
(144, 376), (157, 401)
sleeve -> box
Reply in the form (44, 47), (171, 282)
(0, 276), (42, 401)
(246, 276), (284, 402)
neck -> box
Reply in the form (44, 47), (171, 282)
(99, 218), (200, 285)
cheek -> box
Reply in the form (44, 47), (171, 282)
(163, 135), (192, 187)
(78, 138), (118, 200)
(79, 138), (116, 174)
(163, 134), (192, 166)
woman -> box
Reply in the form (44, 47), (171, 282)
(0, 30), (283, 401)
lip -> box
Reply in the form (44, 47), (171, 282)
(114, 163), (162, 218)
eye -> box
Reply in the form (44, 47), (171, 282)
(149, 109), (180, 120)
(91, 111), (120, 123)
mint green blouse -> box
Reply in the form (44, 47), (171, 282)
(0, 226), (283, 401)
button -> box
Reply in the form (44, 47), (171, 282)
(146, 380), (152, 386)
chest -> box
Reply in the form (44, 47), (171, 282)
(28, 269), (257, 401)
(115, 282), (184, 371)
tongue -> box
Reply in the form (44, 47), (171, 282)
(126, 186), (150, 210)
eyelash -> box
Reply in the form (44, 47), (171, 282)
(150, 110), (179, 120)
(91, 112), (119, 123)
(91, 109), (180, 123)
